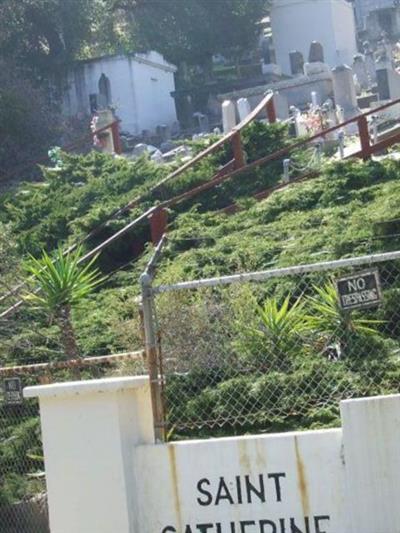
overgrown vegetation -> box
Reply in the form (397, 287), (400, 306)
(3, 123), (400, 501)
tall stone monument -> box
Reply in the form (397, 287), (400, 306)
(352, 54), (369, 91)
(332, 65), (359, 131)
(289, 50), (304, 76)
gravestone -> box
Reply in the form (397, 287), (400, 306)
(332, 65), (359, 122)
(193, 112), (210, 133)
(352, 54), (369, 91)
(156, 124), (171, 142)
(260, 35), (273, 65)
(222, 100), (237, 133)
(311, 91), (319, 109)
(289, 50), (304, 76)
(273, 92), (289, 120)
(363, 42), (377, 84)
(290, 105), (308, 137)
(376, 67), (400, 101)
(237, 98), (251, 122)
(308, 41), (324, 63)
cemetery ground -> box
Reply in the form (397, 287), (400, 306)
(4, 122), (400, 509)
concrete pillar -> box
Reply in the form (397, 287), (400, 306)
(341, 394), (400, 533)
(222, 100), (237, 133)
(237, 98), (251, 122)
(24, 377), (154, 533)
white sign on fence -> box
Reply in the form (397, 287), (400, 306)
(24, 378), (400, 533)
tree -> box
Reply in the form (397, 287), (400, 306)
(0, 0), (107, 76)
(115, 0), (266, 73)
(0, 59), (62, 182)
(24, 247), (104, 359)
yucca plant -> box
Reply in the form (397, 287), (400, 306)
(304, 282), (382, 358)
(24, 247), (104, 360)
(255, 295), (307, 369)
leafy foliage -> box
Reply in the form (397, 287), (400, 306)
(24, 247), (104, 315)
(24, 247), (104, 359)
(118, 0), (266, 70)
(5, 125), (400, 501)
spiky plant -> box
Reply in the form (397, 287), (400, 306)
(256, 295), (307, 368)
(24, 247), (104, 360)
(304, 282), (382, 357)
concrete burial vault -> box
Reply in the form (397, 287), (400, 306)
(25, 376), (400, 533)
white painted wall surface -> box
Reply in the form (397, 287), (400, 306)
(26, 377), (400, 533)
(341, 395), (400, 533)
(25, 377), (154, 533)
(62, 51), (177, 135)
(271, 0), (357, 75)
(134, 429), (346, 532)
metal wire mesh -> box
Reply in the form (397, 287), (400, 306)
(153, 254), (400, 438)
(0, 355), (147, 532)
(0, 386), (48, 533)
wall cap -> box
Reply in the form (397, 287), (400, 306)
(341, 393), (400, 406)
(24, 376), (149, 399)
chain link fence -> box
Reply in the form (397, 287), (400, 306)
(148, 251), (400, 439)
(0, 352), (146, 533)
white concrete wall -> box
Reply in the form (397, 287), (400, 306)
(135, 429), (346, 532)
(26, 376), (400, 533)
(62, 52), (177, 135)
(25, 377), (154, 533)
(271, 0), (357, 75)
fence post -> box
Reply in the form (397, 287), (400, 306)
(338, 130), (345, 159)
(283, 158), (290, 183)
(140, 273), (165, 442)
(370, 115), (378, 145)
(358, 115), (371, 160)
(148, 207), (168, 245)
(231, 131), (245, 169)
(266, 96), (277, 124)
(111, 121), (123, 155)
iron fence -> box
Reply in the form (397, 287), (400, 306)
(146, 250), (400, 439)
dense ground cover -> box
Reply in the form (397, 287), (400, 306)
(3, 122), (400, 500)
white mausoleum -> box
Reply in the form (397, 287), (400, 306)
(62, 51), (178, 135)
(271, 0), (358, 75)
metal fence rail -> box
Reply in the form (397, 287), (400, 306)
(147, 251), (400, 438)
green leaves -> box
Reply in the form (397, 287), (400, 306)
(255, 283), (383, 364)
(24, 246), (105, 315)
(304, 282), (382, 338)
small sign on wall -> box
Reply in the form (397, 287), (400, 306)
(335, 269), (382, 311)
(3, 377), (23, 405)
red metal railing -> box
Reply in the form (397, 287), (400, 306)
(3, 95), (400, 319)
